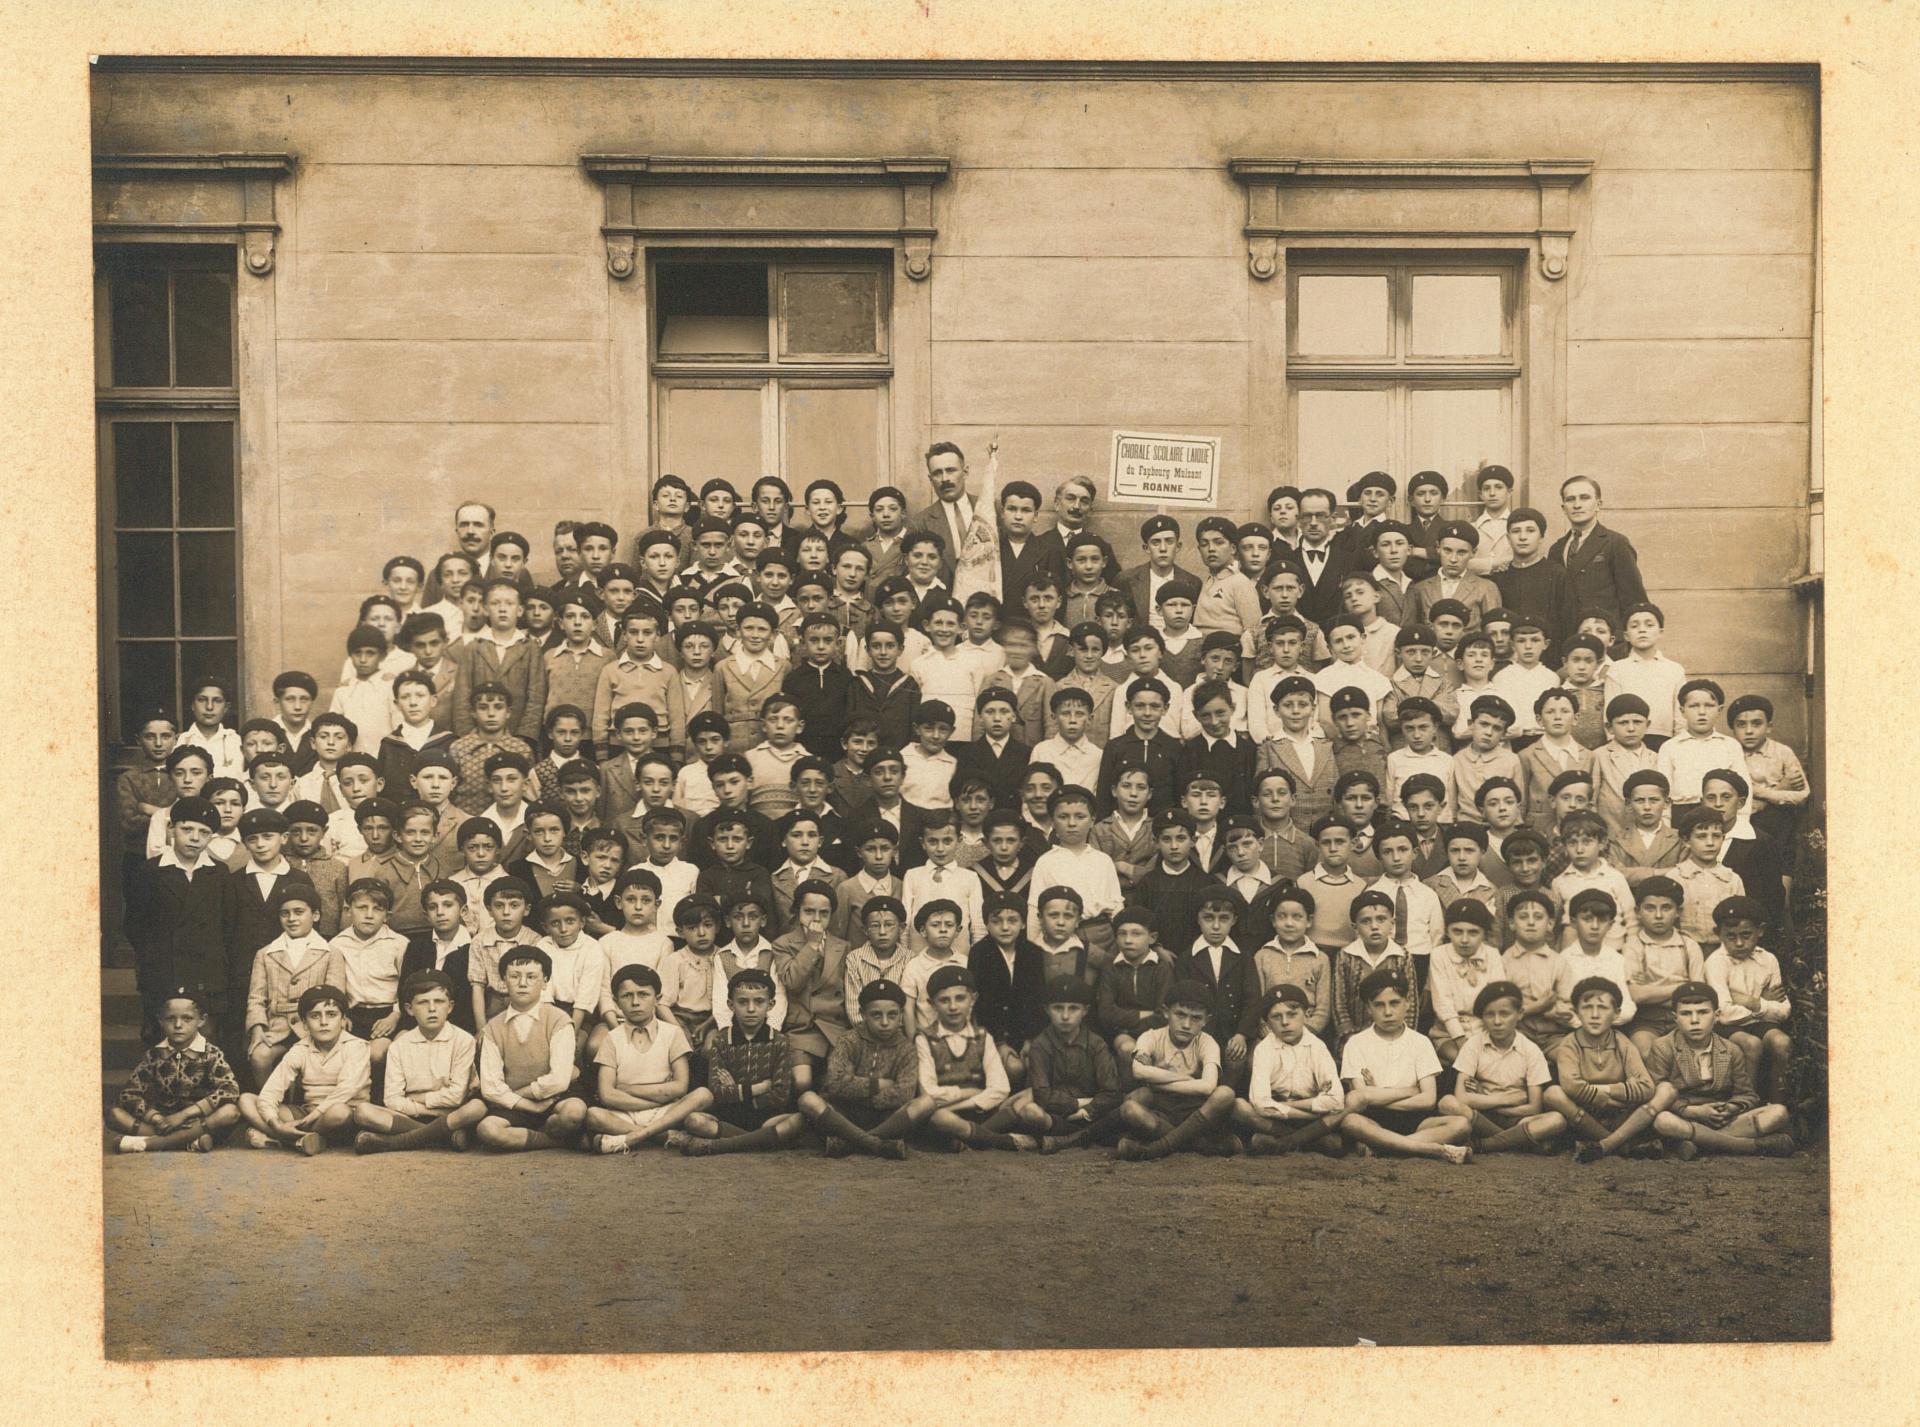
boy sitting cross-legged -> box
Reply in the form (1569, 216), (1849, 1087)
(674, 968), (810, 1156)
(796, 977), (926, 1159)
(915, 965), (1033, 1152)
(351, 970), (487, 1153)
(1544, 976), (1660, 1163)
(1647, 979), (1797, 1159)
(1114, 978), (1241, 1160)
(1233, 984), (1346, 1158)
(236, 984), (371, 1156)
(1337, 967), (1473, 1163)
(473, 946), (590, 1152)
(584, 963), (713, 1154)
(1435, 981), (1566, 1154)
(990, 975), (1125, 1153)
(244, 880), (341, 1089)
(107, 986), (243, 1154)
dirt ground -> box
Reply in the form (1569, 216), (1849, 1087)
(103, 1142), (1829, 1358)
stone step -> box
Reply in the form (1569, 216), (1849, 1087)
(103, 1025), (147, 1072)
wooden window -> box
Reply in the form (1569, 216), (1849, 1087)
(1288, 256), (1522, 516)
(96, 246), (241, 745)
(652, 253), (890, 498)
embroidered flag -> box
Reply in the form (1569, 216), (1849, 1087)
(952, 438), (1003, 604)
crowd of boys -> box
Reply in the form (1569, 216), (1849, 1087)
(111, 452), (1812, 1164)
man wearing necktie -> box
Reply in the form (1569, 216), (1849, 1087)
(1294, 487), (1353, 623)
(909, 442), (977, 586)
(1547, 474), (1647, 632)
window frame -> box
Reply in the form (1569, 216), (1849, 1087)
(648, 249), (895, 504)
(1286, 252), (1526, 513)
(94, 244), (245, 749)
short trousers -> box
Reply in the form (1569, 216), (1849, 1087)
(1146, 1094), (1208, 1127)
(492, 1103), (567, 1132)
(348, 1004), (395, 1040)
(597, 1104), (671, 1137)
(827, 1101), (895, 1131)
(716, 1104), (784, 1133)
(1368, 1107), (1435, 1137)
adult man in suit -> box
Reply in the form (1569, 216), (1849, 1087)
(910, 441), (978, 585)
(1549, 475), (1649, 630)
(1294, 487), (1356, 624)
(997, 479), (1069, 610)
(1035, 474), (1123, 586)
(1118, 513), (1203, 628)
(423, 499), (499, 604)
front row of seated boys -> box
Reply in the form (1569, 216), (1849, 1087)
(110, 876), (1799, 1164)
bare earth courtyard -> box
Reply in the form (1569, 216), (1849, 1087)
(104, 1148), (1828, 1357)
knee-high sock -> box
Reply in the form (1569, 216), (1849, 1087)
(388, 1115), (456, 1151)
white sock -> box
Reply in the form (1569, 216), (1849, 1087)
(120, 1136), (148, 1152)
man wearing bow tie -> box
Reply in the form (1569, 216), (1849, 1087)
(1294, 487), (1354, 624)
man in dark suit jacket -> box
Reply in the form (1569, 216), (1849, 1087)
(1549, 476), (1649, 630)
(910, 441), (979, 585)
(128, 797), (240, 1041)
(1036, 475), (1123, 586)
(1295, 487), (1356, 624)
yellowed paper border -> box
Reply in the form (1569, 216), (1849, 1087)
(3, 1), (1911, 1420)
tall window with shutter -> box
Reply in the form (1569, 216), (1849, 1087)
(95, 246), (241, 745)
(1288, 256), (1523, 515)
(651, 253), (891, 501)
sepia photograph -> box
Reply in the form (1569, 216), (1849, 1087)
(89, 53), (1829, 1359)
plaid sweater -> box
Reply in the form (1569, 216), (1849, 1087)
(822, 1023), (920, 1110)
(705, 1024), (794, 1115)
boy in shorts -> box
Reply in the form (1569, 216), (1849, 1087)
(1436, 981), (1565, 1153)
(108, 986), (243, 1153)
(351, 969), (486, 1153)
(473, 946), (590, 1152)
(915, 965), (1030, 1151)
(675, 968), (809, 1156)
(1115, 978), (1241, 1160)
(1337, 968), (1473, 1163)
(1234, 984), (1345, 1157)
(585, 963), (711, 1153)
(237, 984), (371, 1155)
(1646, 980), (1796, 1158)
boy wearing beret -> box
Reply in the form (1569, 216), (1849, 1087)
(1193, 514), (1265, 660)
(585, 963), (711, 1153)
(351, 969), (485, 1153)
(282, 800), (348, 936)
(916, 965), (1030, 1151)
(969, 890), (1050, 1078)
(1338, 968), (1473, 1163)
(798, 978), (924, 1158)
(474, 945), (590, 1152)
(1670, 805), (1747, 951)
(991, 975), (1124, 1152)
(1331, 887), (1417, 1046)
(237, 984), (371, 1155)
(1096, 907), (1173, 1072)
(1409, 521), (1501, 630)
(1647, 979), (1796, 1158)
(1552, 888), (1638, 1035)
(675, 968), (808, 1156)
(1609, 770), (1682, 884)
(1116, 978), (1240, 1159)
(1704, 895), (1794, 1102)
(1425, 899), (1508, 1065)
(244, 880), (342, 1088)
(1621, 875), (1706, 1056)
(900, 898), (969, 1036)
(1550, 811), (1636, 951)
(1436, 981), (1565, 1154)
(108, 986), (243, 1154)
(1234, 983), (1345, 1156)
(468, 876), (543, 1027)
(1451, 695), (1524, 825)
(1257, 675), (1338, 832)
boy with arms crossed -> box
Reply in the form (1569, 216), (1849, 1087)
(352, 970), (486, 1153)
(1337, 968), (1473, 1164)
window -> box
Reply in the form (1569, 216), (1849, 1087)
(96, 246), (241, 744)
(1288, 256), (1522, 514)
(652, 254), (890, 500)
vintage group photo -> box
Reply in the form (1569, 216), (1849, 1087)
(92, 54), (1829, 1356)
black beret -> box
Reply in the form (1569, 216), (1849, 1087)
(1443, 898), (1494, 932)
(412, 746), (458, 772)
(1407, 470), (1448, 497)
(1273, 674), (1316, 702)
(1329, 686), (1371, 715)
(914, 897), (963, 930)
(1350, 470), (1396, 498)
(672, 893), (723, 925)
(925, 964), (975, 997)
(858, 977), (908, 1008)
(1426, 598), (1471, 623)
(1200, 629), (1242, 656)
(1396, 696), (1442, 724)
(1468, 694), (1517, 726)
(281, 799), (328, 828)
(296, 984), (348, 1018)
(483, 875), (535, 907)
(1712, 895), (1768, 927)
(1622, 770), (1671, 798)
(1435, 520), (1479, 550)
(1042, 975), (1092, 1006)
(1395, 624), (1439, 649)
(1671, 979), (1719, 1009)
(727, 967), (776, 996)
(1351, 889), (1395, 919)
(1112, 906), (1155, 933)
(400, 969), (455, 1003)
(498, 944), (552, 978)
(1260, 982), (1311, 1014)
(1472, 980), (1525, 1017)
(458, 817), (504, 847)
(1547, 768), (1595, 797)
(1195, 515), (1239, 543)
(484, 751), (532, 776)
(1567, 888), (1618, 920)
(236, 808), (289, 838)
(914, 700), (956, 727)
(168, 796), (218, 829)
(1140, 514), (1180, 541)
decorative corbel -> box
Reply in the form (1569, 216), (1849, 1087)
(1227, 159), (1296, 280)
(1528, 161), (1591, 282)
(93, 153), (295, 276)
